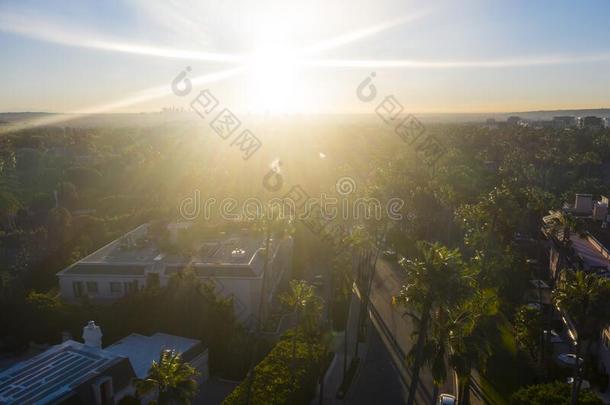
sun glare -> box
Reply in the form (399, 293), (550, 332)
(245, 22), (306, 114)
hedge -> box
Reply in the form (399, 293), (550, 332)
(222, 330), (325, 405)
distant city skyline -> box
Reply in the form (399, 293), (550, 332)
(1, 0), (610, 114)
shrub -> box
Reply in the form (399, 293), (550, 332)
(511, 381), (603, 405)
(222, 330), (326, 405)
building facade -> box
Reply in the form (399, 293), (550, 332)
(56, 223), (293, 325)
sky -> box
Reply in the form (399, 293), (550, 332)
(1, 0), (610, 114)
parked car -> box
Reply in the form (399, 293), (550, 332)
(438, 394), (457, 405)
(556, 353), (584, 367)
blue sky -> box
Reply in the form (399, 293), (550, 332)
(1, 0), (610, 114)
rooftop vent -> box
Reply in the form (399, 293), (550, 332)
(231, 248), (246, 258)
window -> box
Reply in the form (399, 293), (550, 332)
(110, 282), (122, 294)
(124, 281), (138, 294)
(73, 281), (84, 298)
(86, 281), (98, 294)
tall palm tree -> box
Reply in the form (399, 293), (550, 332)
(330, 251), (353, 382)
(393, 242), (474, 405)
(553, 270), (610, 405)
(421, 310), (450, 404)
(422, 285), (497, 405)
(281, 279), (322, 379)
(447, 289), (497, 404)
(135, 349), (200, 405)
(347, 223), (386, 362)
(245, 211), (293, 403)
(253, 210), (293, 326)
(544, 210), (583, 281)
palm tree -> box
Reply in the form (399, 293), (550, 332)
(253, 210), (293, 327)
(281, 279), (322, 379)
(422, 283), (497, 405)
(301, 290), (325, 339)
(330, 251), (353, 382)
(421, 310), (451, 404)
(553, 270), (610, 405)
(393, 242), (474, 405)
(245, 211), (293, 404)
(347, 224), (386, 361)
(135, 349), (200, 405)
(543, 210), (583, 281)
(446, 289), (497, 404)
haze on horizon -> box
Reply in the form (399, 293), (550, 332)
(1, 0), (610, 115)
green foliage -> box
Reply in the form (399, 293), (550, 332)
(513, 305), (543, 361)
(21, 291), (67, 343)
(477, 313), (538, 402)
(510, 382), (602, 405)
(64, 166), (102, 189)
(4, 116), (610, 401)
(330, 252), (351, 331)
(56, 182), (78, 209)
(99, 271), (240, 375)
(281, 280), (324, 338)
(394, 242), (482, 402)
(394, 242), (473, 314)
(0, 272), (244, 378)
(135, 349), (200, 405)
(222, 330), (326, 405)
(117, 395), (140, 405)
(553, 270), (610, 341)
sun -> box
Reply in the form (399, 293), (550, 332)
(245, 29), (307, 114)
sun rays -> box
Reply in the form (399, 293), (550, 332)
(0, 67), (245, 133)
(1, 2), (610, 124)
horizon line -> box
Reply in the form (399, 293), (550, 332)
(2, 107), (610, 116)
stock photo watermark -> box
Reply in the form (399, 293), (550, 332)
(171, 67), (262, 160)
(356, 72), (446, 167)
(178, 177), (405, 223)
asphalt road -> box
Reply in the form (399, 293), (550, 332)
(304, 249), (455, 404)
(347, 325), (406, 404)
(363, 256), (455, 404)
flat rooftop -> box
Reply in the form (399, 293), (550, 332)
(0, 341), (129, 404)
(105, 333), (203, 378)
(59, 223), (270, 277)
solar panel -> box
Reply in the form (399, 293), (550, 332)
(0, 342), (121, 405)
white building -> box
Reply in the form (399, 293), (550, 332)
(56, 223), (292, 326)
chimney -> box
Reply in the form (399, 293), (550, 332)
(82, 321), (102, 349)
(574, 194), (593, 214)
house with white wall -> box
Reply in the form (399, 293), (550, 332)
(56, 222), (293, 326)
